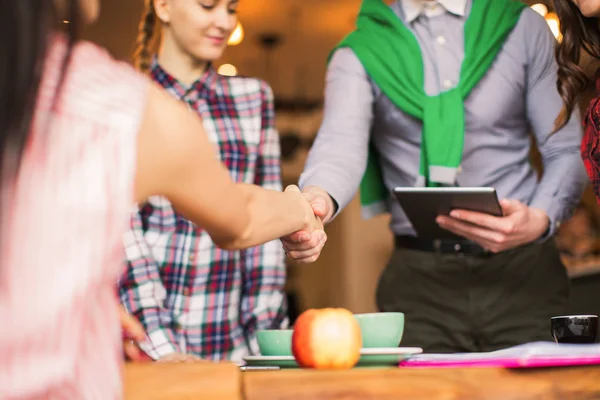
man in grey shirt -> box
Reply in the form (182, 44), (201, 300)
(282, 0), (588, 352)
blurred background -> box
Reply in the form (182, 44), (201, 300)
(84, 0), (600, 326)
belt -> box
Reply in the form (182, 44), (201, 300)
(395, 235), (491, 256)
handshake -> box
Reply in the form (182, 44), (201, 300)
(282, 185), (334, 263)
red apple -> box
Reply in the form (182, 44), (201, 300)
(292, 308), (362, 369)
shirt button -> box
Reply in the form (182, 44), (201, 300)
(436, 36), (446, 45)
(443, 79), (453, 88)
(425, 2), (439, 11)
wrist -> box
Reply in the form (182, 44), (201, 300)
(291, 191), (313, 230)
(530, 207), (550, 240)
(324, 195), (338, 223)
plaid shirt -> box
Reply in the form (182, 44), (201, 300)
(119, 61), (288, 362)
(582, 94), (600, 204)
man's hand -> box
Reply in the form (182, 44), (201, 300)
(157, 353), (208, 363)
(281, 185), (333, 263)
(436, 199), (550, 253)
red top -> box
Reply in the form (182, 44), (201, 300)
(581, 85), (600, 204)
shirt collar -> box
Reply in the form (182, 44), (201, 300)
(400, 0), (467, 23)
(150, 57), (219, 98)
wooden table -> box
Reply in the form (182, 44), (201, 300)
(124, 362), (241, 400)
(242, 366), (600, 400)
(124, 363), (600, 399)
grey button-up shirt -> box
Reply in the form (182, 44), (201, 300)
(299, 0), (588, 237)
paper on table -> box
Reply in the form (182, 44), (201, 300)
(411, 341), (600, 360)
(399, 341), (600, 367)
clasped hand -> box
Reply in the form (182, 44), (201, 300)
(282, 185), (331, 263)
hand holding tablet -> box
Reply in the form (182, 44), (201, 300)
(393, 187), (503, 239)
(393, 187), (550, 252)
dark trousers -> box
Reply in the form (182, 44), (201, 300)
(376, 240), (569, 353)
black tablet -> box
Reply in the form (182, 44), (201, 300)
(392, 187), (503, 239)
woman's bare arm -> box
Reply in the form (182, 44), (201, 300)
(134, 83), (317, 249)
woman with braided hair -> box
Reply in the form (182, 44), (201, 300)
(119, 0), (299, 363)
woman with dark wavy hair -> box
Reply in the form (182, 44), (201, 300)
(0, 0), (321, 398)
(554, 0), (600, 199)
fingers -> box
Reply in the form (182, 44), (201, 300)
(499, 199), (523, 215)
(123, 340), (145, 362)
(282, 230), (325, 251)
(438, 216), (506, 243)
(284, 229), (312, 243)
(283, 231), (324, 251)
(303, 191), (328, 219)
(283, 231), (327, 262)
(119, 306), (151, 362)
(447, 210), (497, 230)
(120, 308), (146, 342)
(284, 184), (301, 193)
(447, 205), (522, 236)
(293, 233), (328, 264)
(303, 185), (334, 221)
(280, 185), (330, 263)
(282, 213), (324, 244)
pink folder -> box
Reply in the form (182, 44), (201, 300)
(399, 355), (600, 369)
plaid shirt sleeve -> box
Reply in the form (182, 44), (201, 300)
(119, 204), (181, 359)
(582, 97), (600, 204)
(239, 81), (289, 354)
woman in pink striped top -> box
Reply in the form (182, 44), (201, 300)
(0, 1), (323, 398)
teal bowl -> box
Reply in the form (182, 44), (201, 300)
(354, 312), (405, 348)
(256, 329), (293, 356)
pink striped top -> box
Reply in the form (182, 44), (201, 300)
(0, 37), (148, 399)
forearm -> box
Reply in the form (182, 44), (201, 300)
(221, 184), (310, 250)
(527, 83), (587, 237)
(528, 94), (586, 238)
(299, 48), (373, 219)
(529, 150), (587, 238)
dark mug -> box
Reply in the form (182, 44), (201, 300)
(551, 315), (598, 344)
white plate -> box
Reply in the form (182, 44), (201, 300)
(243, 347), (423, 368)
(243, 348), (423, 360)
(245, 355), (294, 361)
(360, 347), (423, 355)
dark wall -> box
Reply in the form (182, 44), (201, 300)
(82, 0), (144, 62)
